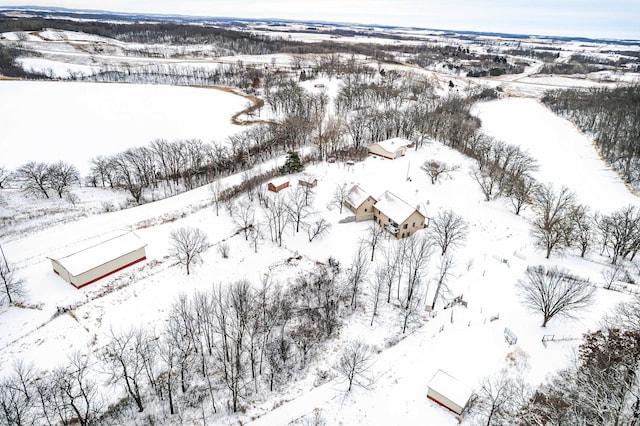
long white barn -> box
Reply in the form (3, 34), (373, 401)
(49, 232), (147, 288)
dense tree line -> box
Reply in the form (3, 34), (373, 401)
(543, 85), (640, 186)
(0, 261), (353, 423)
(84, 62), (263, 90)
(0, 17), (401, 60)
(0, 44), (46, 79)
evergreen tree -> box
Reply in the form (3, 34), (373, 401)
(281, 151), (304, 174)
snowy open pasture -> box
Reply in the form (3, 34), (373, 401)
(1, 78), (638, 424)
(0, 81), (249, 175)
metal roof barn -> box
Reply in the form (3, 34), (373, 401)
(49, 232), (147, 289)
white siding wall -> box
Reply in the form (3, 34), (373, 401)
(71, 248), (146, 287)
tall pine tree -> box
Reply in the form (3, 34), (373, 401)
(281, 151), (304, 174)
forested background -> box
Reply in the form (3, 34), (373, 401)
(543, 86), (640, 186)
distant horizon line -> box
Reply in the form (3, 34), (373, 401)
(1, 4), (639, 43)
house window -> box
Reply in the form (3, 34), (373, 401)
(401, 233), (405, 238)
(412, 222), (416, 228)
(364, 208), (367, 212)
(403, 224), (408, 229)
(388, 218), (391, 222)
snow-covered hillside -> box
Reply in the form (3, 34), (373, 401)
(1, 17), (640, 425)
(1, 91), (637, 424)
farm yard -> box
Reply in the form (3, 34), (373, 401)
(1, 12), (640, 426)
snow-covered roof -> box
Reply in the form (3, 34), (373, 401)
(269, 176), (290, 187)
(299, 175), (317, 182)
(428, 370), (473, 409)
(373, 138), (412, 154)
(346, 184), (373, 209)
(52, 232), (147, 277)
(374, 191), (421, 224)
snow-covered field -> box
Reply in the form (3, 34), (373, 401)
(1, 86), (637, 424)
(0, 81), (249, 175)
(1, 20), (639, 424)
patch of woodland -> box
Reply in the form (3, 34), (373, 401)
(542, 85), (640, 187)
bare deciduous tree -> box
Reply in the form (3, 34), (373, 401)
(603, 294), (640, 331)
(334, 340), (374, 392)
(470, 369), (529, 426)
(571, 204), (594, 258)
(287, 186), (311, 233)
(0, 166), (12, 188)
(403, 234), (432, 308)
(217, 241), (230, 259)
(306, 217), (332, 242)
(506, 174), (538, 216)
(210, 180), (223, 217)
(52, 351), (101, 426)
(429, 209), (469, 256)
(16, 161), (50, 198)
(431, 255), (454, 310)
(370, 266), (387, 326)
(601, 263), (626, 290)
(48, 161), (80, 198)
(348, 242), (370, 310)
(531, 184), (576, 259)
(157, 331), (179, 416)
(90, 155), (116, 188)
(102, 327), (150, 412)
(329, 183), (348, 214)
(169, 227), (209, 275)
(470, 163), (500, 202)
(421, 159), (460, 184)
(596, 205), (640, 264)
(264, 193), (290, 247)
(401, 287), (424, 334)
(248, 223), (263, 253)
(362, 222), (385, 261)
(0, 361), (35, 426)
(517, 265), (595, 327)
(210, 280), (254, 412)
(232, 200), (255, 241)
(0, 261), (25, 305)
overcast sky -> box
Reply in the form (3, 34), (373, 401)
(2, 0), (638, 39)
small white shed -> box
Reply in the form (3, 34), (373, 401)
(427, 369), (473, 415)
(49, 232), (147, 289)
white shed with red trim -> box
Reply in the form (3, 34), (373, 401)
(427, 369), (473, 415)
(49, 232), (147, 288)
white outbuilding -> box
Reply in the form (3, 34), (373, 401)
(368, 137), (412, 159)
(49, 232), (147, 289)
(427, 369), (473, 415)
